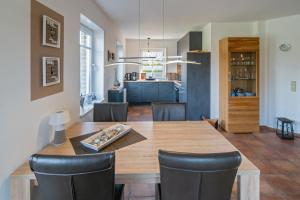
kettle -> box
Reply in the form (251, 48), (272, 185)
(125, 73), (132, 81)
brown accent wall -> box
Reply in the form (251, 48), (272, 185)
(31, 0), (64, 100)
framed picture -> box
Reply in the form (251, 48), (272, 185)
(111, 52), (115, 61)
(42, 57), (60, 87)
(107, 50), (111, 62)
(42, 15), (61, 48)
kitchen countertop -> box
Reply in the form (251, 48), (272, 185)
(124, 80), (181, 85)
(124, 80), (173, 82)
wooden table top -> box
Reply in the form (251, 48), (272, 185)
(11, 121), (259, 182)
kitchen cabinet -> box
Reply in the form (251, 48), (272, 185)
(186, 52), (210, 120)
(141, 82), (158, 102)
(108, 88), (124, 102)
(124, 81), (176, 103)
(177, 31), (211, 120)
(177, 32), (202, 54)
(126, 82), (141, 103)
(158, 82), (175, 102)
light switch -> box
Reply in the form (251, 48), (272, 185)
(291, 81), (297, 92)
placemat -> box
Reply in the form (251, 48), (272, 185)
(69, 129), (147, 155)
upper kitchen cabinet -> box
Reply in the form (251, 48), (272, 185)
(219, 37), (260, 133)
(177, 32), (211, 120)
(177, 32), (203, 54)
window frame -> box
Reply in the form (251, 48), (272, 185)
(80, 24), (94, 96)
(140, 48), (167, 79)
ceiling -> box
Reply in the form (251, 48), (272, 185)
(96, 0), (300, 39)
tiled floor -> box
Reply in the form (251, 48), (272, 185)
(223, 129), (300, 200)
(125, 105), (300, 200)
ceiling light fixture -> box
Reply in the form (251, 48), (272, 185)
(164, 60), (202, 65)
(161, 0), (201, 65)
(105, 61), (141, 67)
(105, 0), (200, 67)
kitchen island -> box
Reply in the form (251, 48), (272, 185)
(124, 80), (179, 103)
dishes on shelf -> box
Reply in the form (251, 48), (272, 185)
(231, 53), (256, 66)
(230, 52), (257, 97)
(231, 88), (255, 97)
(244, 92), (256, 96)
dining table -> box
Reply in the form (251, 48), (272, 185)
(11, 121), (260, 200)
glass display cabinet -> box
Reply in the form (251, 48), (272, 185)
(230, 52), (257, 97)
(219, 37), (260, 133)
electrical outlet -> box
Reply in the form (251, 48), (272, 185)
(291, 81), (297, 92)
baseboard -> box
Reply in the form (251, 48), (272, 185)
(260, 125), (300, 137)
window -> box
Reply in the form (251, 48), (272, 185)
(79, 21), (104, 116)
(140, 48), (166, 79)
(80, 26), (93, 96)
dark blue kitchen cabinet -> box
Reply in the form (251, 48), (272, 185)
(186, 52), (210, 120)
(158, 82), (175, 102)
(177, 31), (211, 120)
(141, 82), (158, 102)
(124, 81), (176, 103)
(125, 82), (141, 103)
(108, 88), (124, 102)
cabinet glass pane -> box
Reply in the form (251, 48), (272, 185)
(230, 52), (257, 97)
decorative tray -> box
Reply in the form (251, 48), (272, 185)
(80, 124), (131, 151)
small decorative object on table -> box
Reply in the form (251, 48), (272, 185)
(276, 117), (295, 140)
(81, 124), (131, 151)
(49, 110), (70, 145)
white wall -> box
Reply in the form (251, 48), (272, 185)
(207, 17), (300, 133)
(0, 0), (123, 199)
(263, 15), (300, 132)
(202, 23), (212, 51)
(125, 39), (178, 74)
(209, 22), (257, 118)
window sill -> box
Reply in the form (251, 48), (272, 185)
(80, 104), (93, 117)
(80, 99), (103, 117)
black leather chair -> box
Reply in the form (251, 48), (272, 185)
(157, 150), (242, 200)
(152, 103), (186, 121)
(94, 102), (128, 122)
(29, 152), (124, 200)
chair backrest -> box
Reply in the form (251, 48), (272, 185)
(152, 103), (186, 121)
(30, 152), (115, 200)
(94, 102), (128, 122)
(158, 150), (242, 200)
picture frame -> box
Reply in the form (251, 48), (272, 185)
(42, 57), (60, 87)
(42, 15), (61, 48)
(107, 50), (111, 62)
(111, 52), (115, 61)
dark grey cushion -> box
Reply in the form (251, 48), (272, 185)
(152, 103), (186, 121)
(30, 153), (124, 200)
(158, 150), (241, 200)
(94, 102), (128, 122)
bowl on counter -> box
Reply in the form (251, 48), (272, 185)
(146, 77), (156, 81)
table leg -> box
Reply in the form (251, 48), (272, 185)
(237, 174), (260, 200)
(11, 177), (31, 200)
